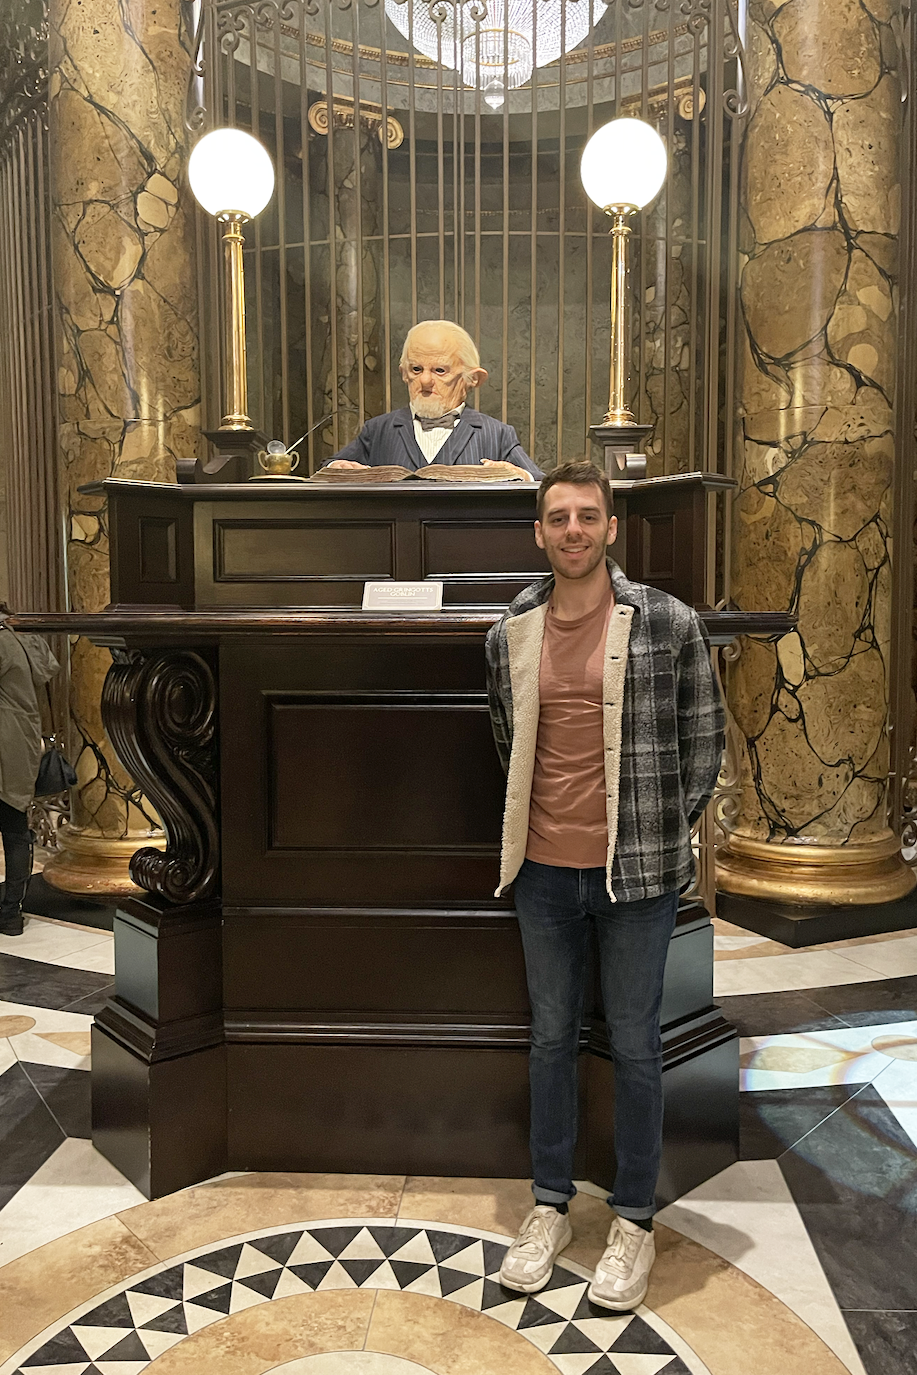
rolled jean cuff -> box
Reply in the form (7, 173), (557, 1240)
(610, 1199), (656, 1221)
(533, 1184), (577, 1206)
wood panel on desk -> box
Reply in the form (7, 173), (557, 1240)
(221, 634), (509, 907)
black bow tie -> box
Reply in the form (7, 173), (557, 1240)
(416, 411), (459, 432)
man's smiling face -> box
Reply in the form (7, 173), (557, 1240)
(402, 325), (481, 417)
(535, 482), (617, 581)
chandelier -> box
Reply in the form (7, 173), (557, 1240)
(384, 1), (608, 109)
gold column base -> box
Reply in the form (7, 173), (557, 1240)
(41, 823), (166, 900)
(716, 830), (916, 907)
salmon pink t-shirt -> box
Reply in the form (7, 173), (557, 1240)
(525, 583), (613, 868)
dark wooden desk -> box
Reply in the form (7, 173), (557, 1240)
(17, 480), (788, 1200)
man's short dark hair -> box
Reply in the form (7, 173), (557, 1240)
(536, 460), (614, 521)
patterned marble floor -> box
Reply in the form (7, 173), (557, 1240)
(1, 905), (916, 1375)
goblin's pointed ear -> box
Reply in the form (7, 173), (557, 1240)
(468, 367), (488, 388)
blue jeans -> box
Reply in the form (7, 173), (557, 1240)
(513, 859), (678, 1221)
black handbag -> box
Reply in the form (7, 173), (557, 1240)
(35, 740), (77, 798)
(34, 682), (77, 798)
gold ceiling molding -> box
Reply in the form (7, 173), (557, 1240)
(259, 19), (690, 68)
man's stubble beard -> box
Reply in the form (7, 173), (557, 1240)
(412, 394), (450, 418)
(547, 541), (609, 583)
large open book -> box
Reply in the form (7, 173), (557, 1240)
(308, 462), (529, 484)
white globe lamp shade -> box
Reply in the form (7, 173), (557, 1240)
(580, 118), (668, 211)
(188, 128), (275, 220)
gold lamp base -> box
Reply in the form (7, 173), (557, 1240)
(716, 830), (916, 907)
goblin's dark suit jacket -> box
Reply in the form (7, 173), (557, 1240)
(325, 407), (543, 479)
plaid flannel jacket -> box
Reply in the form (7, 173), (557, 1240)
(484, 561), (725, 902)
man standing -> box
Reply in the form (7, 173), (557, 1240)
(325, 320), (542, 479)
(485, 460), (724, 1310)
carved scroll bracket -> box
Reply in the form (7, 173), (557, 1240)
(104, 650), (220, 905)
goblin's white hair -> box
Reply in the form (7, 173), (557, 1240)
(399, 320), (481, 380)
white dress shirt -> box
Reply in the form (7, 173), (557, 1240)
(411, 402), (466, 463)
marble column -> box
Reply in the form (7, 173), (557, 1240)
(45, 0), (200, 895)
(717, 0), (913, 906)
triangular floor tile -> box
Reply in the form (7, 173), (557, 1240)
(234, 1243), (283, 1281)
(339, 1230), (387, 1262)
(549, 1324), (604, 1355)
(235, 1269), (283, 1299)
(440, 1240), (485, 1276)
(74, 1296), (134, 1330)
(608, 1323), (676, 1357)
(229, 1282), (270, 1314)
(552, 1357), (608, 1375)
(426, 1230), (473, 1265)
(339, 1258), (385, 1287)
(288, 1261), (335, 1290)
(607, 1357), (674, 1375)
(316, 1261), (357, 1290)
(92, 1332), (148, 1363)
(444, 1277), (484, 1311)
(581, 1360), (621, 1375)
(537, 1281), (590, 1321)
(518, 1296), (567, 1329)
(139, 1304), (188, 1336)
(481, 1278), (518, 1311)
(517, 1320), (568, 1354)
(248, 1231), (302, 1266)
(286, 1233), (335, 1266)
(436, 1267), (480, 1298)
(70, 1328), (134, 1361)
(23, 1331), (90, 1365)
(134, 1330), (183, 1362)
(309, 1226), (363, 1257)
(272, 1269), (313, 1300)
(183, 1264), (229, 1302)
(188, 1245), (243, 1280)
(126, 1291), (176, 1328)
(398, 1264), (442, 1298)
(572, 1316), (634, 1351)
(479, 1292), (526, 1328)
(93, 1363), (148, 1375)
(182, 1301), (223, 1336)
(482, 1240), (508, 1276)
(18, 1366), (92, 1375)
(389, 1259), (436, 1290)
(364, 1260), (402, 1291)
(543, 1265), (586, 1294)
(186, 1282), (232, 1315)
(368, 1226), (419, 1256)
(389, 1232), (437, 1266)
(128, 1268), (184, 1303)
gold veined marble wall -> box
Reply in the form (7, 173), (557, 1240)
(45, 0), (199, 893)
(717, 0), (914, 905)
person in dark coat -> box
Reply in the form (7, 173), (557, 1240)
(0, 605), (60, 935)
(324, 320), (542, 479)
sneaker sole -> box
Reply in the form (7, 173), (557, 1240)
(498, 1269), (554, 1294)
(585, 1280), (649, 1312)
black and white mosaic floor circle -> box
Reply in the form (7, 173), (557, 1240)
(7, 1221), (699, 1375)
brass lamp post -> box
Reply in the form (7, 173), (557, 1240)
(581, 118), (668, 474)
(188, 128), (275, 461)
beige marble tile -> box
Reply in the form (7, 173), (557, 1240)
(712, 950), (887, 997)
(397, 1177), (534, 1238)
(657, 1161), (866, 1374)
(0, 1215), (158, 1363)
(368, 1290), (558, 1375)
(649, 1224), (851, 1375)
(0, 1139), (145, 1269)
(142, 1291), (374, 1373)
(119, 1174), (406, 1261)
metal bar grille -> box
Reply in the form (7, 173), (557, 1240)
(201, 0), (745, 507)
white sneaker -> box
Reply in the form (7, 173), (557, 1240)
(587, 1215), (655, 1311)
(499, 1205), (574, 1293)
